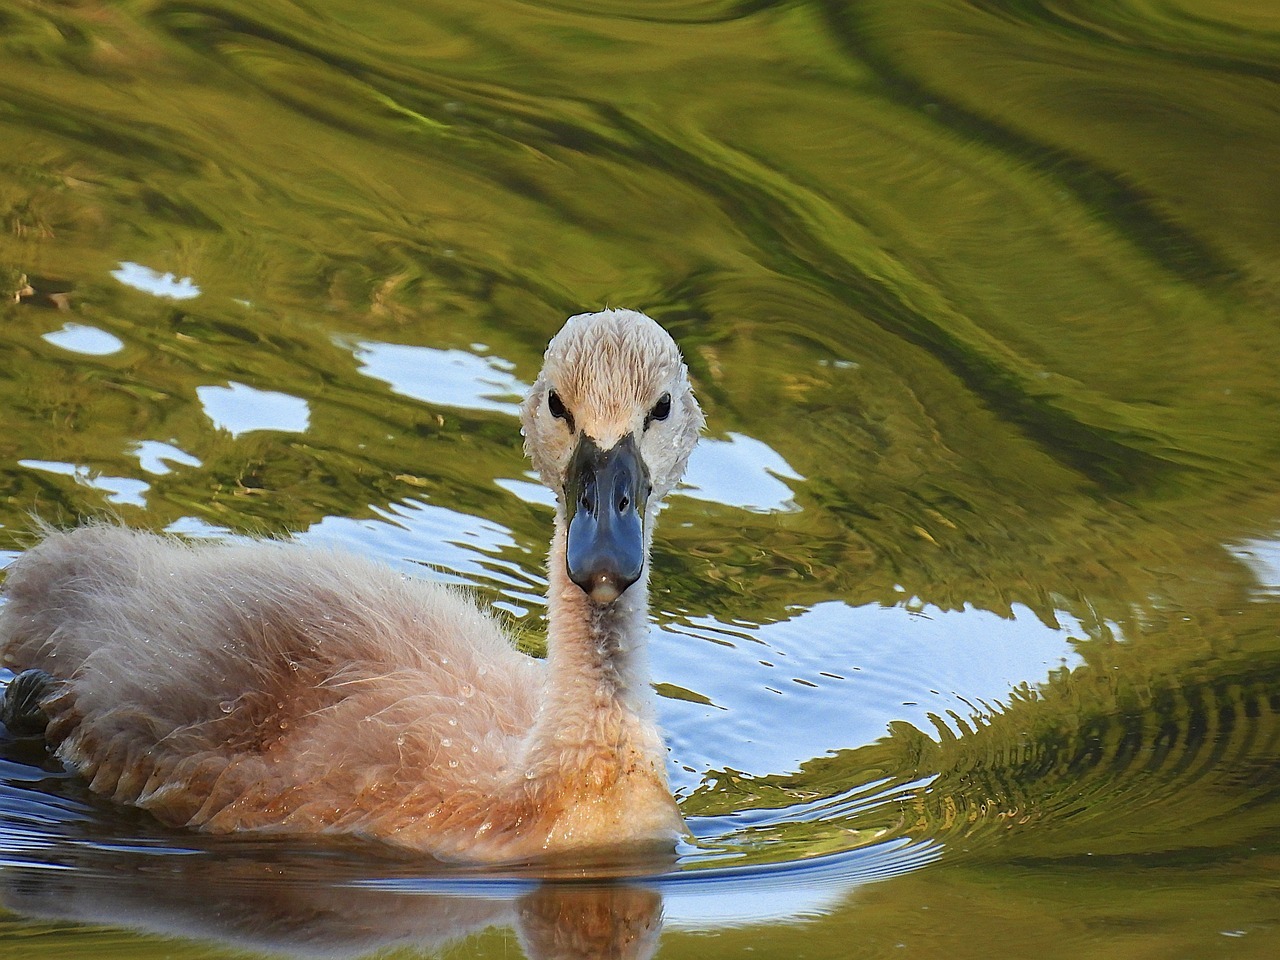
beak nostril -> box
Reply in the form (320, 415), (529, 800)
(565, 432), (649, 603)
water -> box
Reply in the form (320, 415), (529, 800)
(2, 0), (1279, 956)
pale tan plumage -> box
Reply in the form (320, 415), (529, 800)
(0, 309), (703, 862)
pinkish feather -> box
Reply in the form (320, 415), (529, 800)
(0, 310), (701, 863)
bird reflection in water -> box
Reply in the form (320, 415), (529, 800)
(0, 835), (666, 960)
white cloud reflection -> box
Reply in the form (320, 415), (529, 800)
(197, 382), (310, 438)
(18, 459), (149, 507)
(1232, 534), (1280, 597)
(132, 440), (203, 476)
(657, 599), (1087, 790)
(110, 261), (201, 300)
(351, 340), (525, 415)
(42, 322), (124, 356)
(681, 432), (803, 513)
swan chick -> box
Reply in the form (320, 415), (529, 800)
(0, 308), (704, 862)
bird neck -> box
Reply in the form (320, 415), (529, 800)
(521, 516), (665, 780)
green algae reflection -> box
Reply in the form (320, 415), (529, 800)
(1, 0), (1280, 957)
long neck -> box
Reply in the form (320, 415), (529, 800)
(520, 513), (665, 783)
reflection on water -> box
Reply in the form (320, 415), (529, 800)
(3, 0), (1280, 956)
(109, 262), (202, 301)
(197, 381), (312, 437)
(680, 433), (803, 514)
(659, 600), (1084, 790)
(16, 459), (151, 509)
(353, 340), (527, 416)
(0, 735), (932, 958)
(42, 323), (125, 357)
(0, 840), (662, 959)
(304, 497), (545, 613)
(1232, 535), (1280, 599)
(132, 440), (203, 477)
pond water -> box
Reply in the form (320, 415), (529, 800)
(2, 0), (1279, 957)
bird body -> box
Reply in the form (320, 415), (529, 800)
(0, 309), (701, 862)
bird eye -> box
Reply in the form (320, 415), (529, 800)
(547, 390), (574, 431)
(647, 393), (671, 427)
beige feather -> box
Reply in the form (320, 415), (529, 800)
(0, 309), (702, 862)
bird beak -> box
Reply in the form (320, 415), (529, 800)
(565, 432), (649, 603)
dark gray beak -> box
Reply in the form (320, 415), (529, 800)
(565, 433), (649, 603)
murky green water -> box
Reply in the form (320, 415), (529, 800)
(2, 0), (1279, 956)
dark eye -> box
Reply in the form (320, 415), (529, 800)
(646, 392), (671, 428)
(547, 390), (574, 431)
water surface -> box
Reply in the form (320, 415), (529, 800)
(1, 0), (1279, 957)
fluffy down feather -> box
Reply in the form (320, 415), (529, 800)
(0, 309), (700, 862)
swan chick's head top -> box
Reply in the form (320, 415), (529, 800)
(522, 309), (704, 604)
